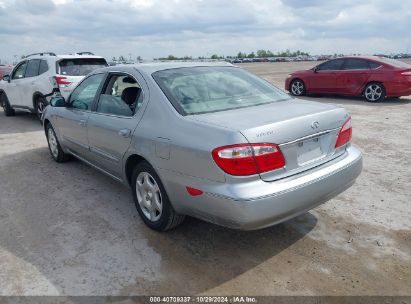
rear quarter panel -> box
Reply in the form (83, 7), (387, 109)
(367, 65), (399, 96)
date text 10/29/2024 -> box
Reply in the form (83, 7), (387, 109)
(149, 296), (257, 303)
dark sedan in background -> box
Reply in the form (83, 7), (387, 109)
(285, 56), (411, 102)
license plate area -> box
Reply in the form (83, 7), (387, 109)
(296, 136), (325, 165)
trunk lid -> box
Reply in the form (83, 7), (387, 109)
(188, 98), (349, 181)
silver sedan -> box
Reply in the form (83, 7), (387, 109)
(42, 62), (362, 231)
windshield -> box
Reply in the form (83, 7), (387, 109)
(152, 66), (290, 115)
(58, 58), (108, 76)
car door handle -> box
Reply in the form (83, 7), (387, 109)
(78, 120), (87, 127)
(118, 129), (131, 138)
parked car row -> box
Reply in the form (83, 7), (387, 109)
(0, 52), (108, 119)
(285, 56), (411, 102)
(230, 56), (317, 63)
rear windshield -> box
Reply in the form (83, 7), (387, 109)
(152, 66), (290, 115)
(376, 57), (411, 68)
(58, 58), (107, 76)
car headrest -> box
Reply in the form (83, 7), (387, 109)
(123, 77), (137, 84)
(121, 87), (140, 105)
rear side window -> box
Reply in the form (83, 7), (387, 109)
(39, 60), (48, 75)
(343, 59), (371, 70)
(58, 58), (108, 76)
(97, 74), (143, 117)
(25, 59), (41, 77)
(317, 59), (344, 71)
(369, 61), (382, 69)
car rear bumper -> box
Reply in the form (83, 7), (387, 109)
(160, 146), (362, 230)
(386, 79), (411, 97)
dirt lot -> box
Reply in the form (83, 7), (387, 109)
(0, 61), (410, 296)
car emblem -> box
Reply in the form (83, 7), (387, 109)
(311, 121), (320, 129)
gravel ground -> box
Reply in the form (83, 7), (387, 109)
(0, 61), (409, 296)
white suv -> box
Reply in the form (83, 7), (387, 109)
(0, 52), (108, 120)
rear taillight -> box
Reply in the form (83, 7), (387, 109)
(55, 76), (71, 87)
(335, 117), (352, 148)
(212, 143), (285, 176)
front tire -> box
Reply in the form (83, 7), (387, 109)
(46, 123), (71, 162)
(290, 79), (306, 96)
(364, 82), (386, 102)
(35, 96), (48, 121)
(132, 162), (185, 231)
(1, 93), (15, 116)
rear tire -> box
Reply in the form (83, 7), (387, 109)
(46, 123), (71, 163)
(131, 162), (185, 231)
(1, 93), (15, 116)
(35, 96), (48, 121)
(290, 79), (306, 96)
(364, 82), (386, 102)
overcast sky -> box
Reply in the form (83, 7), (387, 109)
(0, 0), (410, 63)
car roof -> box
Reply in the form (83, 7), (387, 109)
(56, 54), (105, 59)
(330, 55), (411, 68)
(24, 54), (105, 60)
(331, 55), (389, 62)
(105, 61), (234, 75)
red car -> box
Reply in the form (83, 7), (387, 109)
(0, 65), (13, 80)
(285, 56), (411, 102)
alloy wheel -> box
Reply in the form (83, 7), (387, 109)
(365, 84), (383, 102)
(291, 80), (304, 96)
(36, 99), (46, 119)
(136, 172), (163, 222)
(47, 128), (59, 159)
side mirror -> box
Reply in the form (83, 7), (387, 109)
(313, 67), (319, 73)
(3, 75), (10, 82)
(50, 96), (66, 107)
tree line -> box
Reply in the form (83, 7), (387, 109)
(237, 49), (309, 59)
(156, 49), (310, 60)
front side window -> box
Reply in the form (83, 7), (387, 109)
(58, 58), (108, 76)
(343, 59), (370, 70)
(70, 73), (105, 110)
(153, 66), (290, 115)
(317, 59), (344, 71)
(12, 61), (28, 79)
(97, 75), (143, 117)
(25, 59), (41, 78)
